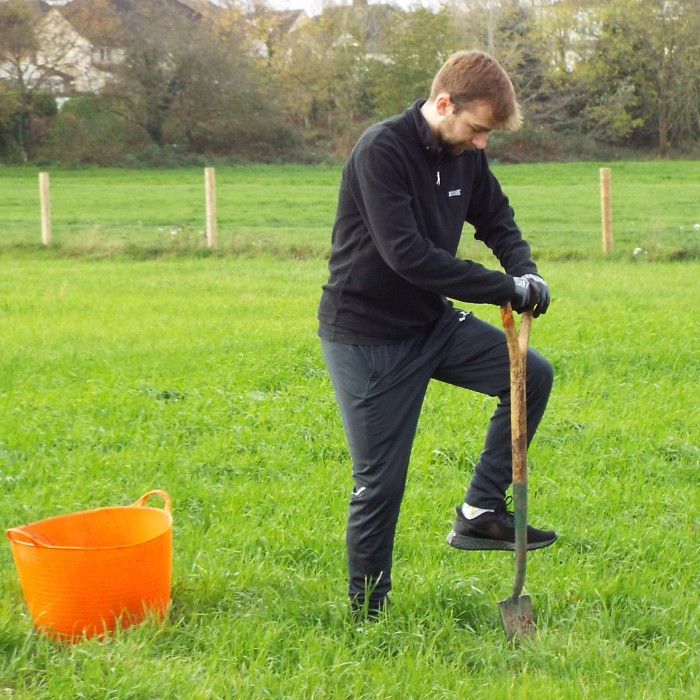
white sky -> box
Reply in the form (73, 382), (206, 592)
(265, 0), (442, 16)
(45, 0), (442, 18)
(265, 0), (322, 12)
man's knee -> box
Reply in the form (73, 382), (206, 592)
(527, 350), (554, 397)
(349, 476), (405, 517)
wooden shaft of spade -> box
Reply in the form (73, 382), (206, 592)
(500, 305), (532, 599)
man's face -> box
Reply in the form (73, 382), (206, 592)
(436, 100), (495, 156)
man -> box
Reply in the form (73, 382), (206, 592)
(317, 50), (556, 617)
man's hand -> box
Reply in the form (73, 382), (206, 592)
(512, 274), (550, 318)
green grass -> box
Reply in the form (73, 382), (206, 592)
(0, 164), (342, 258)
(0, 163), (699, 697)
(1, 161), (699, 261)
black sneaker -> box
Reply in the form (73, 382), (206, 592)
(446, 499), (557, 551)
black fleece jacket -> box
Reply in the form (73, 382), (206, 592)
(318, 100), (538, 343)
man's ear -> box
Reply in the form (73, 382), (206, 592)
(436, 94), (452, 116)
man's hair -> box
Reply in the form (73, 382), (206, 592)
(430, 50), (522, 131)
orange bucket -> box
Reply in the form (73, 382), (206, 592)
(6, 490), (172, 641)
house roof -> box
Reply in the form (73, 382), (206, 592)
(276, 10), (308, 34)
(58, 0), (204, 46)
(58, 0), (125, 45)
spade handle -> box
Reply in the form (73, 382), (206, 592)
(500, 305), (533, 598)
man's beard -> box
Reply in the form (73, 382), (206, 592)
(437, 118), (474, 156)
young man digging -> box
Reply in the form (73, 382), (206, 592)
(318, 51), (557, 618)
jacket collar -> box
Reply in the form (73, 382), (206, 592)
(408, 100), (441, 156)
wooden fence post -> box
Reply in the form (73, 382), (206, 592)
(600, 167), (612, 254)
(204, 167), (217, 249)
(39, 172), (52, 246)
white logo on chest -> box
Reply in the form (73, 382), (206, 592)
(448, 189), (461, 197)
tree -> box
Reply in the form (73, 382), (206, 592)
(445, 0), (583, 159)
(104, 0), (283, 156)
(103, 0), (199, 147)
(573, 0), (700, 153)
(0, 0), (114, 160)
(0, 0), (51, 160)
(262, 3), (378, 156)
(369, 8), (461, 119)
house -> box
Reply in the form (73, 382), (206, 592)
(247, 9), (311, 61)
(27, 0), (312, 94)
(5, 0), (390, 98)
(35, 4), (114, 93)
(30, 0), (207, 94)
(0, 1), (52, 91)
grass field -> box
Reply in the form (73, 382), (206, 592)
(1, 163), (699, 698)
(1, 160), (699, 261)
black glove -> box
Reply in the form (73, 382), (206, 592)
(512, 274), (551, 317)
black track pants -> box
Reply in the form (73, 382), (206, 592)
(320, 306), (553, 605)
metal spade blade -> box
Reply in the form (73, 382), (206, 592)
(499, 593), (536, 642)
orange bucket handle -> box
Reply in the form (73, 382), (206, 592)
(6, 491), (170, 547)
(133, 490), (171, 513)
(6, 528), (53, 547)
